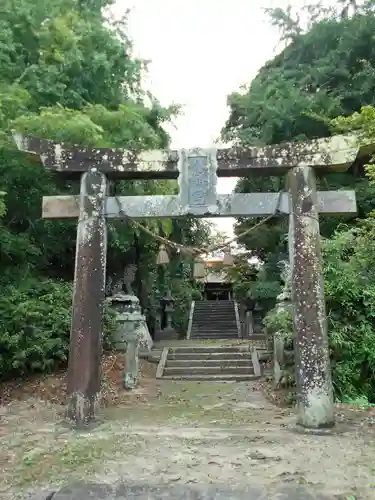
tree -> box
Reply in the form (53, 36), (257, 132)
(221, 5), (375, 291)
(222, 8), (375, 146)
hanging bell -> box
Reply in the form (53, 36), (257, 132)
(156, 244), (170, 266)
(223, 251), (234, 266)
(193, 258), (206, 279)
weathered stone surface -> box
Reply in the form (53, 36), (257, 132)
(46, 481), (337, 499)
(287, 166), (334, 429)
(67, 168), (107, 426)
(42, 190), (357, 219)
(178, 148), (218, 216)
(12, 133), (179, 180)
(217, 134), (360, 175)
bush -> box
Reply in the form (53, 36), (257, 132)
(263, 307), (293, 343)
(263, 221), (375, 402)
(324, 222), (375, 402)
(0, 277), (116, 380)
(191, 289), (203, 300)
(251, 280), (281, 301)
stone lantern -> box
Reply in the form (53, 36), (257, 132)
(160, 289), (177, 340)
(108, 292), (153, 390)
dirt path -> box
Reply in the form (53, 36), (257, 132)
(1, 379), (375, 499)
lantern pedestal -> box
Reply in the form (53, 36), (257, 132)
(107, 293), (153, 389)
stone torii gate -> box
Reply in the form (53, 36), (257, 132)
(14, 133), (359, 429)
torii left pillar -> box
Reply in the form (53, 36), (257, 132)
(68, 168), (107, 425)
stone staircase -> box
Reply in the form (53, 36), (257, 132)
(189, 300), (240, 339)
(156, 345), (268, 381)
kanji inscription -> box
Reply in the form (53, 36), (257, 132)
(188, 156), (210, 206)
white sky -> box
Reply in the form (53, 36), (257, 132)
(112, 0), (322, 237)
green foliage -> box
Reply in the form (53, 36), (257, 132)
(263, 221), (375, 401)
(263, 307), (292, 342)
(0, 279), (72, 378)
(170, 276), (196, 334)
(323, 222), (375, 401)
(223, 7), (375, 274)
(223, 253), (258, 301)
(191, 289), (203, 301)
(0, 190), (5, 217)
(331, 105), (375, 200)
(0, 278), (116, 379)
(0, 0), (144, 110)
(250, 281), (281, 301)
(222, 7), (375, 147)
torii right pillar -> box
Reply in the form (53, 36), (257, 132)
(288, 165), (334, 428)
(219, 135), (362, 428)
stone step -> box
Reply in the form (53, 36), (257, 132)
(193, 312), (235, 317)
(190, 333), (239, 339)
(192, 322), (237, 327)
(164, 366), (254, 376)
(194, 303), (234, 306)
(192, 315), (236, 320)
(194, 306), (235, 309)
(156, 343), (268, 380)
(161, 374), (259, 381)
(188, 341), (241, 344)
(193, 310), (236, 315)
(191, 324), (238, 327)
(190, 337), (240, 341)
(194, 308), (235, 312)
(166, 358), (253, 368)
(194, 301), (234, 305)
(168, 346), (251, 353)
(193, 304), (235, 308)
(193, 311), (235, 316)
(194, 304), (235, 308)
(192, 326), (237, 330)
(191, 328), (239, 332)
(192, 328), (237, 332)
(248, 334), (267, 340)
(191, 325), (237, 333)
(168, 352), (254, 360)
(193, 310), (236, 314)
(192, 321), (237, 325)
(168, 346), (272, 359)
(191, 325), (238, 329)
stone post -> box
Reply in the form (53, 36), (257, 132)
(154, 307), (163, 342)
(67, 168), (107, 426)
(244, 297), (256, 338)
(287, 166), (334, 428)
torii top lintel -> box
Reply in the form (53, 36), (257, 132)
(13, 132), (366, 180)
